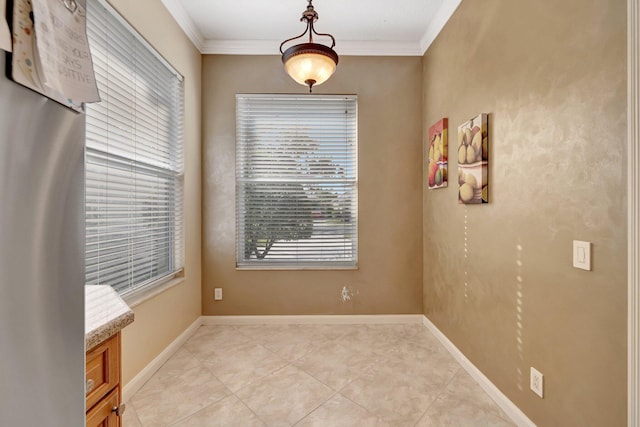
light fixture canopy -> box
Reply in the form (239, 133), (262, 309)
(279, 0), (339, 93)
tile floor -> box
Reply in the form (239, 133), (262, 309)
(124, 323), (516, 427)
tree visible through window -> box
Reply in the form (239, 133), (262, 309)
(236, 95), (357, 268)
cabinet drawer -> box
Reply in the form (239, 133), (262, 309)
(86, 387), (120, 427)
(86, 333), (119, 410)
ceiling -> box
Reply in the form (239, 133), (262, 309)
(160, 0), (462, 56)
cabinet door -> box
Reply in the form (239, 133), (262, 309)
(86, 388), (120, 427)
(86, 333), (120, 410)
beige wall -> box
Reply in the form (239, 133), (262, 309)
(202, 55), (423, 315)
(104, 0), (202, 386)
(422, 0), (627, 425)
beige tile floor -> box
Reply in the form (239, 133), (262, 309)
(123, 324), (516, 427)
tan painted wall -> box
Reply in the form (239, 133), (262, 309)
(202, 55), (423, 315)
(104, 0), (202, 386)
(422, 0), (627, 425)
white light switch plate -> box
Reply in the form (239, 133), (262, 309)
(573, 240), (591, 271)
(214, 288), (223, 301)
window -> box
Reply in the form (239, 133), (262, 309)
(84, 0), (184, 295)
(236, 95), (358, 269)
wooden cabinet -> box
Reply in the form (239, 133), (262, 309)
(86, 332), (124, 426)
(86, 388), (120, 427)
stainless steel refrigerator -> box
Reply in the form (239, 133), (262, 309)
(0, 53), (85, 425)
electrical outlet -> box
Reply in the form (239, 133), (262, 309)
(530, 367), (544, 398)
(214, 288), (223, 301)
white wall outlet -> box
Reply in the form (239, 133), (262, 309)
(214, 288), (223, 301)
(530, 367), (544, 398)
(573, 240), (591, 271)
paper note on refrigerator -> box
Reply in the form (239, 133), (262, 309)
(11, 0), (50, 99)
(0, 0), (11, 52)
(31, 0), (100, 103)
(11, 0), (91, 110)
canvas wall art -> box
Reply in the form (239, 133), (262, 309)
(427, 118), (448, 189)
(457, 113), (488, 204)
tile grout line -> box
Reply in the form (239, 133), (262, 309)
(409, 365), (464, 427)
(126, 401), (144, 427)
(232, 390), (271, 427)
(171, 333), (240, 426)
(172, 331), (275, 426)
(232, 328), (371, 426)
(291, 338), (375, 395)
(335, 390), (390, 424)
(291, 390), (341, 427)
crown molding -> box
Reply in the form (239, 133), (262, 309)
(419, 0), (462, 54)
(201, 39), (423, 56)
(338, 40), (423, 56)
(161, 0), (459, 57)
(161, 0), (205, 52)
(201, 39), (279, 55)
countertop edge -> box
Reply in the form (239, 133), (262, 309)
(85, 310), (135, 351)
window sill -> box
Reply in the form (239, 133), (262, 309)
(236, 265), (359, 271)
(122, 274), (185, 309)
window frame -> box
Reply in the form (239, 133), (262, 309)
(235, 94), (358, 270)
(84, 0), (185, 301)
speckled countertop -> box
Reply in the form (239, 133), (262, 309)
(85, 285), (134, 350)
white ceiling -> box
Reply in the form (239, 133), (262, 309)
(160, 0), (462, 55)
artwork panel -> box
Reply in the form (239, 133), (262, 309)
(427, 118), (448, 190)
(457, 113), (488, 204)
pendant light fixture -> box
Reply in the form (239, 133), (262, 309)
(279, 0), (339, 93)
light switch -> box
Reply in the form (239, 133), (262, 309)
(573, 240), (591, 271)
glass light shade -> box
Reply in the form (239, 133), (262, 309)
(282, 43), (338, 88)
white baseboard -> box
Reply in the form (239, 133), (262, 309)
(202, 314), (424, 325)
(122, 317), (203, 403)
(422, 316), (536, 427)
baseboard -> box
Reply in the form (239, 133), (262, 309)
(422, 316), (536, 427)
(122, 316), (203, 403)
(202, 314), (424, 325)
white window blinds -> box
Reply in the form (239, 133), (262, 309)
(84, 0), (184, 294)
(236, 95), (358, 269)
